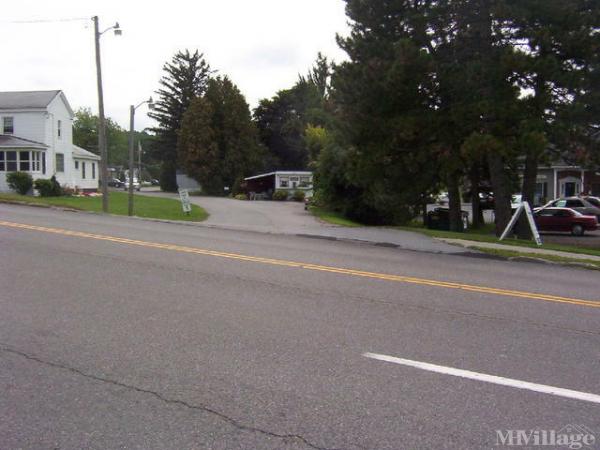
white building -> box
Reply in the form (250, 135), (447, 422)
(0, 90), (100, 193)
(244, 171), (313, 198)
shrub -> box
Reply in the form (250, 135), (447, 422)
(34, 176), (63, 197)
(234, 193), (247, 200)
(292, 190), (305, 202)
(272, 190), (288, 201)
(6, 171), (33, 195)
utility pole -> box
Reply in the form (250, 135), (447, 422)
(93, 16), (109, 213)
(128, 105), (135, 216)
(127, 98), (153, 217)
(92, 16), (121, 213)
(138, 141), (143, 185)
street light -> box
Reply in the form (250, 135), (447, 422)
(128, 97), (154, 216)
(92, 16), (121, 213)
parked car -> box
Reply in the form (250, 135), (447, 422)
(123, 178), (141, 191)
(479, 191), (494, 210)
(426, 207), (469, 231)
(533, 207), (598, 236)
(542, 197), (600, 220)
(107, 178), (124, 188)
(150, 179), (160, 186)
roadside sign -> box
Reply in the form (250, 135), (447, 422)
(178, 188), (192, 214)
(499, 201), (542, 246)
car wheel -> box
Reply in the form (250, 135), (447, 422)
(571, 224), (584, 236)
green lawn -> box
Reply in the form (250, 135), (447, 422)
(309, 206), (363, 227)
(471, 246), (600, 270)
(308, 205), (600, 258)
(0, 192), (208, 222)
(397, 224), (600, 258)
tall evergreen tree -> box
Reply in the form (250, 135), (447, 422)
(178, 77), (264, 194)
(255, 54), (332, 170)
(148, 50), (212, 191)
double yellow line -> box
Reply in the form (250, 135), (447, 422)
(1, 220), (598, 309)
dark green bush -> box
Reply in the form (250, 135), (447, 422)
(34, 176), (63, 197)
(292, 190), (305, 202)
(272, 190), (288, 201)
(6, 171), (33, 195)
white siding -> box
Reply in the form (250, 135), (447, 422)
(0, 111), (46, 143)
(0, 91), (94, 193)
(46, 94), (74, 187)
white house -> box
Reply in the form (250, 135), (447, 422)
(244, 171), (313, 198)
(0, 90), (100, 193)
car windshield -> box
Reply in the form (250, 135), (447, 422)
(586, 197), (600, 207)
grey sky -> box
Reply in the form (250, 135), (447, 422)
(1, 0), (349, 131)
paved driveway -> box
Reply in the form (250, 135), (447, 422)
(143, 193), (470, 254)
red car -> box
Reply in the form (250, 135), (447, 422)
(534, 207), (599, 236)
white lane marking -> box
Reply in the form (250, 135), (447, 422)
(363, 352), (600, 405)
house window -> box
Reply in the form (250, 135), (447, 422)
(31, 151), (42, 172)
(534, 182), (547, 206)
(279, 177), (289, 188)
(75, 161), (79, 170)
(0, 151), (18, 171)
(92, 163), (96, 179)
(82, 162), (86, 179)
(592, 184), (600, 196)
(55, 153), (64, 172)
(19, 151), (30, 171)
(42, 152), (46, 174)
(299, 176), (312, 188)
(57, 120), (62, 139)
(3, 117), (14, 134)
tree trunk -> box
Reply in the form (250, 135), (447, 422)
(447, 173), (463, 232)
(470, 165), (483, 229)
(487, 152), (512, 236)
(516, 151), (539, 239)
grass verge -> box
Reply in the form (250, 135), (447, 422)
(398, 225), (600, 258)
(309, 206), (363, 227)
(0, 192), (208, 222)
(471, 246), (600, 270)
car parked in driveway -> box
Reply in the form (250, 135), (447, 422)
(542, 197), (600, 220)
(123, 178), (141, 191)
(533, 207), (599, 236)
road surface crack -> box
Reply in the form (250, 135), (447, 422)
(0, 345), (354, 450)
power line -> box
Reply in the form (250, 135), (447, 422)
(1, 17), (89, 24)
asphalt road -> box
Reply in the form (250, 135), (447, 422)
(1, 204), (599, 450)
(143, 193), (470, 254)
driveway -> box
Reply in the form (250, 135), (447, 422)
(142, 193), (470, 254)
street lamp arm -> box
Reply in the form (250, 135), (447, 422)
(134, 97), (154, 111)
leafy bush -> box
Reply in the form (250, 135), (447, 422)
(6, 171), (33, 195)
(272, 190), (288, 201)
(292, 190), (305, 202)
(234, 193), (247, 200)
(34, 176), (63, 197)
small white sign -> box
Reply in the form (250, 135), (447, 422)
(500, 201), (542, 246)
(178, 188), (192, 214)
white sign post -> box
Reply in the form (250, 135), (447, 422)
(178, 188), (192, 215)
(499, 201), (542, 246)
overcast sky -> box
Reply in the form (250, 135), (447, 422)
(1, 0), (350, 131)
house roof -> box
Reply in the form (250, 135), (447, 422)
(72, 145), (101, 161)
(0, 90), (61, 109)
(0, 134), (48, 149)
(244, 171), (312, 181)
(0, 90), (74, 116)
